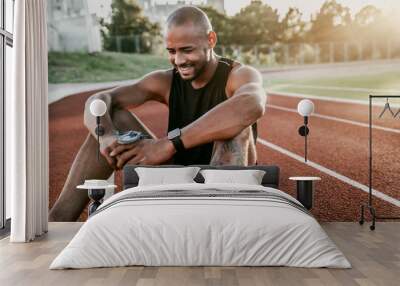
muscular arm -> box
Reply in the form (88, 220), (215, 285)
(180, 65), (266, 149)
(108, 65), (266, 168)
(83, 70), (171, 141)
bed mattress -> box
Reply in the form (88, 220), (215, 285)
(50, 183), (351, 269)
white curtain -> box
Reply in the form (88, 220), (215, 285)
(7, 0), (49, 242)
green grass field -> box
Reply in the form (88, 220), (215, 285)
(291, 71), (400, 90)
(264, 70), (400, 102)
(48, 52), (170, 83)
(48, 51), (400, 103)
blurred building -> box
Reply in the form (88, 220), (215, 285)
(207, 0), (225, 13)
(47, 0), (224, 52)
(137, 0), (225, 24)
(47, 0), (109, 52)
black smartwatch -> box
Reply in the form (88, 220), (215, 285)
(167, 128), (185, 153)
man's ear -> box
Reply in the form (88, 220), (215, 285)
(208, 31), (217, 48)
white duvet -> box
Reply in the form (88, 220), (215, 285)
(50, 183), (351, 269)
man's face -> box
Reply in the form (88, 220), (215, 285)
(165, 23), (213, 81)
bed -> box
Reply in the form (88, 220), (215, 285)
(50, 165), (351, 269)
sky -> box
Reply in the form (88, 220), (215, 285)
(157, 0), (400, 19)
(93, 0), (400, 20)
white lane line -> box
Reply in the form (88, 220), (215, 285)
(257, 138), (400, 208)
(268, 84), (293, 90)
(280, 84), (400, 94)
(266, 104), (400, 134)
(266, 90), (400, 108)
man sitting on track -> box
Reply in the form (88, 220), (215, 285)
(49, 6), (266, 221)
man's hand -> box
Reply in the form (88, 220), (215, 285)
(109, 138), (176, 169)
(99, 135), (119, 169)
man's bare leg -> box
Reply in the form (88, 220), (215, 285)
(210, 126), (257, 166)
(49, 109), (154, 222)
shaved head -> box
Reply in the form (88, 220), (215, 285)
(164, 6), (217, 81)
(166, 6), (213, 36)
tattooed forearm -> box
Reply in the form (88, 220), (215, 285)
(211, 138), (248, 166)
(209, 126), (258, 166)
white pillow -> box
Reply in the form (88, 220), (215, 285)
(200, 169), (266, 185)
(135, 167), (201, 186)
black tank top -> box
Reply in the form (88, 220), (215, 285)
(168, 57), (257, 165)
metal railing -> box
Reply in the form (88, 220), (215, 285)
(104, 34), (400, 66)
(213, 41), (400, 66)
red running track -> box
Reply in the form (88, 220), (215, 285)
(49, 91), (400, 221)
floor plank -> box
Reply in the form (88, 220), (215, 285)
(0, 222), (398, 286)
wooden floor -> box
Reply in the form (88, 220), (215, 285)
(0, 222), (399, 286)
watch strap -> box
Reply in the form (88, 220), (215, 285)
(171, 136), (185, 153)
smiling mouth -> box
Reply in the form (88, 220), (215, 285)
(178, 66), (193, 74)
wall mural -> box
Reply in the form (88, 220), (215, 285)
(47, 0), (400, 222)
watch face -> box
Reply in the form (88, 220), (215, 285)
(168, 128), (181, 140)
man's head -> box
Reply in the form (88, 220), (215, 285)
(165, 6), (217, 81)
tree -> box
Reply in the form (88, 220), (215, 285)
(307, 0), (351, 43)
(100, 0), (160, 53)
(354, 5), (382, 27)
(281, 7), (306, 44)
(352, 5), (393, 59)
(231, 0), (283, 46)
(352, 5), (384, 43)
(199, 5), (233, 46)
